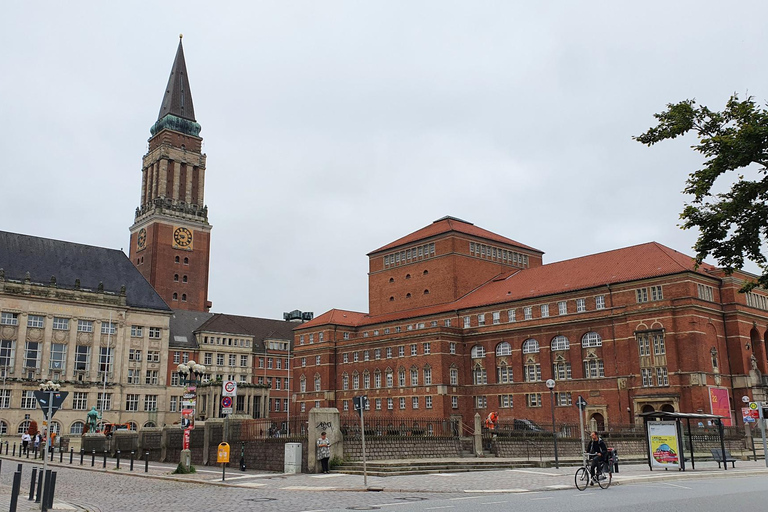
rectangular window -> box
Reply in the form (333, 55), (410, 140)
(229, 354), (236, 367)
(500, 394), (513, 408)
(524, 307), (532, 320)
(0, 312), (18, 326)
(315, 355), (321, 365)
(319, 332), (324, 342)
(130, 325), (143, 337)
(508, 309), (516, 322)
(147, 351), (160, 363)
(375, 398), (382, 411)
(558, 301), (567, 315)
(27, 315), (44, 328)
(444, 319), (452, 327)
(553, 362), (572, 380)
(353, 352), (359, 362)
(641, 368), (654, 387)
(636, 288), (649, 303)
(637, 333), (651, 356)
(497, 366), (513, 383)
(555, 392), (572, 406)
(53, 317), (69, 330)
(77, 319), (93, 332)
(399, 397), (406, 410)
(463, 316), (471, 328)
(342, 353), (349, 364)
(449, 342), (456, 355)
(399, 346), (405, 357)
(478, 314), (486, 326)
(343, 332), (350, 340)
(410, 344), (417, 356)
(375, 372), (382, 388)
(50, 343), (66, 371)
(423, 342), (431, 355)
(651, 285), (663, 301)
(656, 367), (669, 386)
(21, 390), (37, 409)
(101, 321), (116, 335)
(170, 372), (180, 386)
(452, 396), (459, 408)
(24, 342), (40, 369)
(526, 393), (542, 407)
(450, 368), (458, 386)
(309, 334), (314, 343)
(374, 349), (381, 360)
(240, 355), (248, 367)
(524, 364), (541, 382)
(170, 396), (178, 412)
(492, 311), (500, 324)
(576, 298), (586, 312)
(0, 340), (15, 368)
(72, 392), (87, 410)
(473, 367), (487, 385)
(697, 284), (714, 302)
(410, 368), (418, 386)
(97, 393), (112, 411)
(595, 295), (605, 310)
(412, 397), (419, 409)
(387, 398), (394, 410)
(144, 395), (158, 411)
(204, 353), (212, 365)
(364, 350), (370, 361)
(540, 304), (549, 317)
(220, 354), (228, 366)
(74, 346), (90, 372)
(424, 367), (432, 385)
(145, 370), (158, 385)
(652, 332), (666, 355)
(386, 347), (392, 358)
(475, 396), (487, 409)
(126, 394), (139, 411)
(147, 327), (161, 339)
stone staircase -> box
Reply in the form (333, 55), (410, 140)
(332, 458), (537, 476)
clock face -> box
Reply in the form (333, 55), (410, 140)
(137, 228), (147, 249)
(173, 227), (193, 248)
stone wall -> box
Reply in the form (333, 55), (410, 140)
(343, 437), (461, 461)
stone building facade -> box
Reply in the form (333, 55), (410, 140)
(293, 216), (768, 431)
(0, 231), (175, 436)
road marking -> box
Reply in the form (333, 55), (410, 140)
(662, 483), (692, 489)
(508, 469), (561, 476)
(311, 474), (344, 479)
(481, 501), (508, 505)
(377, 503), (408, 507)
(236, 482), (267, 488)
(448, 497), (482, 501)
(281, 486), (337, 491)
(464, 489), (529, 493)
(425, 507), (454, 510)
(531, 497), (554, 501)
(431, 473), (459, 477)
(546, 485), (572, 490)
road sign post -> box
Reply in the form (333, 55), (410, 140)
(759, 403), (768, 468)
(353, 395), (369, 487)
(576, 395), (588, 466)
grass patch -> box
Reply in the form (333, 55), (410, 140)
(172, 462), (197, 474)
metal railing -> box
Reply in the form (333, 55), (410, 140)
(339, 416), (458, 438)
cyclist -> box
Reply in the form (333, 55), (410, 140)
(585, 431), (607, 485)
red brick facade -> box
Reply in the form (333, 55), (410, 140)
(293, 217), (768, 431)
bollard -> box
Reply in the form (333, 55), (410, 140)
(28, 467), (37, 501)
(12, 443), (16, 457)
(35, 469), (45, 503)
(91, 450), (95, 467)
(130, 451), (134, 471)
(145, 452), (149, 473)
(17, 463), (23, 473)
(47, 471), (57, 510)
(116, 450), (121, 469)
(9, 470), (21, 512)
(26, 447), (30, 459)
(80, 449), (84, 465)
(59, 447), (63, 463)
(50, 447), (54, 462)
(70, 448), (74, 465)
(103, 450), (107, 469)
(41, 470), (52, 511)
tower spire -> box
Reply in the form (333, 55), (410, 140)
(151, 37), (201, 137)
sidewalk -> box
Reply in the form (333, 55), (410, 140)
(2, 454), (767, 511)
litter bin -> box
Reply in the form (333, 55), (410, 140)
(284, 443), (302, 474)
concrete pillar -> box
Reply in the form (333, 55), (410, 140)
(474, 413), (483, 457)
(308, 408), (341, 474)
(160, 426), (168, 462)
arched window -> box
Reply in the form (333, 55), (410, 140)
(49, 421), (61, 434)
(173, 293), (178, 301)
(181, 294), (187, 302)
(406, 274), (411, 279)
(471, 345), (486, 358)
(314, 374), (321, 391)
(174, 274), (179, 282)
(386, 368), (394, 388)
(300, 375), (307, 393)
(389, 277), (394, 283)
(398, 367), (406, 387)
(363, 370), (370, 389)
(127, 421), (138, 431)
(143, 421), (156, 428)
(183, 257), (189, 265)
(423, 270), (429, 275)
(406, 293), (412, 299)
(410, 367), (418, 386)
(352, 371), (360, 390)
(175, 256), (180, 263)
(17, 420), (30, 435)
(496, 342), (512, 356)
(182, 275), (188, 283)
(551, 335), (570, 351)
(522, 339), (540, 354)
(582, 332), (602, 348)
(342, 373), (349, 390)
(69, 421), (84, 435)
(389, 297), (395, 302)
(0, 420), (6, 435)
(424, 289), (430, 295)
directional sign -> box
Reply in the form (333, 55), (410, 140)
(222, 380), (237, 397)
(576, 395), (588, 411)
(33, 391), (69, 419)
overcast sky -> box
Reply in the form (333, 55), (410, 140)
(1, 2), (765, 319)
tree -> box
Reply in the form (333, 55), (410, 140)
(635, 94), (768, 291)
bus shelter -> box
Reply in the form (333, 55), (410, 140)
(639, 411), (727, 471)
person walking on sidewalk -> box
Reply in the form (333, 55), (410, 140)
(21, 432), (30, 454)
(317, 432), (331, 473)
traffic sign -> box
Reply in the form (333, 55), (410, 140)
(222, 407), (233, 415)
(353, 395), (369, 417)
(743, 407), (759, 423)
(221, 396), (232, 408)
(33, 391), (69, 419)
(750, 402), (759, 410)
(576, 396), (588, 411)
(222, 380), (237, 397)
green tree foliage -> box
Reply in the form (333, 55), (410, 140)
(635, 94), (768, 291)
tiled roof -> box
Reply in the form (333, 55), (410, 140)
(306, 242), (718, 328)
(369, 216), (542, 255)
(0, 231), (170, 311)
(169, 309), (214, 349)
(196, 313), (297, 352)
(296, 309), (367, 330)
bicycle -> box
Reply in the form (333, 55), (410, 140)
(575, 452), (613, 490)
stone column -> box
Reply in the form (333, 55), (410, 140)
(185, 164), (193, 204)
(474, 413), (483, 457)
(197, 167), (205, 206)
(308, 408), (341, 474)
(173, 161), (181, 201)
(158, 158), (168, 197)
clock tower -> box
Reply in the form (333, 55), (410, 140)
(129, 36), (212, 312)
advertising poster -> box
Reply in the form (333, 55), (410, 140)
(708, 387), (733, 426)
(647, 421), (680, 469)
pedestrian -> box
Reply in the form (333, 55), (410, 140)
(21, 432), (30, 454)
(316, 431), (331, 474)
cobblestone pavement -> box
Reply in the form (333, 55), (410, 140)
(0, 454), (766, 511)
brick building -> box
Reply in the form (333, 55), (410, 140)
(129, 36), (212, 313)
(293, 216), (768, 430)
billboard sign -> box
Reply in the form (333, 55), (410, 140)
(709, 387), (733, 426)
(647, 421), (680, 469)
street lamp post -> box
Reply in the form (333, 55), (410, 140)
(177, 361), (206, 470)
(39, 380), (60, 511)
(545, 379), (559, 468)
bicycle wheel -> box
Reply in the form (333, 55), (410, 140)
(575, 467), (590, 491)
(597, 469), (611, 489)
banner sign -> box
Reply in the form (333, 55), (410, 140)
(648, 420), (680, 469)
(709, 387), (733, 426)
